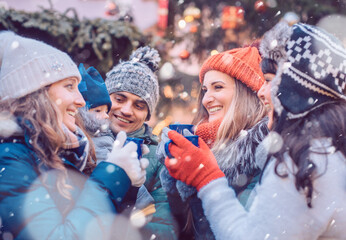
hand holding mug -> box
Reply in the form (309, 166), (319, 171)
(107, 132), (148, 187)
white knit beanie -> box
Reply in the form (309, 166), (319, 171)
(0, 31), (81, 100)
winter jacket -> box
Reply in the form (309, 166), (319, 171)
(198, 138), (346, 240)
(78, 109), (155, 214)
(79, 109), (178, 240)
(0, 118), (132, 240)
(160, 118), (269, 240)
(127, 123), (178, 240)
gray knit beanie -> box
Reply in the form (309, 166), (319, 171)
(0, 31), (81, 100)
(105, 46), (160, 120)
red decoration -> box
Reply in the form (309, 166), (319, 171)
(179, 50), (190, 60)
(221, 6), (244, 29)
(158, 0), (169, 36)
(190, 25), (198, 33)
(254, 0), (267, 13)
(105, 1), (118, 16)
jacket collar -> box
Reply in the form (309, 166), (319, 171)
(113, 123), (158, 145)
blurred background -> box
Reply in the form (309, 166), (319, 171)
(1, 0), (346, 134)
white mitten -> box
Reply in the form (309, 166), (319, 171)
(106, 131), (147, 187)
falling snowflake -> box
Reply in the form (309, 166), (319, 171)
(130, 210), (146, 228)
(262, 131), (283, 154)
(11, 40), (19, 49)
(113, 139), (121, 147)
(2, 231), (14, 240)
(55, 99), (62, 105)
(106, 164), (116, 173)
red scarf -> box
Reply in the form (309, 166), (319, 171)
(195, 119), (221, 148)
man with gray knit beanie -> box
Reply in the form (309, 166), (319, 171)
(105, 46), (178, 240)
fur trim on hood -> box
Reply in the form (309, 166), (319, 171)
(0, 114), (23, 138)
(214, 117), (269, 189)
(78, 107), (112, 137)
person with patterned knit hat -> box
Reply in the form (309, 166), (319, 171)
(164, 22), (346, 240)
(77, 62), (156, 229)
(0, 31), (149, 239)
(159, 46), (269, 239)
(105, 46), (178, 240)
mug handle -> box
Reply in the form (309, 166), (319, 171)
(164, 140), (174, 159)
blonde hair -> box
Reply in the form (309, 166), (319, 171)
(193, 80), (267, 151)
(0, 88), (73, 199)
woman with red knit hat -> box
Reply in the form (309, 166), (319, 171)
(159, 46), (269, 239)
(165, 22), (346, 240)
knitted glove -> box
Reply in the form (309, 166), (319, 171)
(107, 131), (148, 187)
(165, 130), (225, 191)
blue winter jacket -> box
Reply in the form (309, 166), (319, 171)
(0, 122), (131, 239)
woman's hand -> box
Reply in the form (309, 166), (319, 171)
(164, 130), (225, 191)
(107, 131), (148, 187)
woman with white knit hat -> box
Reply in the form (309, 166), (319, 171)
(0, 31), (148, 239)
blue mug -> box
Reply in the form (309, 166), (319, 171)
(164, 135), (199, 159)
(124, 137), (144, 159)
(168, 124), (194, 134)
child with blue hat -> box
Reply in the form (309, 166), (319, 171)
(78, 63), (112, 120)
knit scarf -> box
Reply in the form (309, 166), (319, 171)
(60, 125), (90, 172)
(195, 119), (222, 148)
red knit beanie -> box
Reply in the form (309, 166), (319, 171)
(199, 47), (264, 92)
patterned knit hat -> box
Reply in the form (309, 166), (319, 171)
(199, 46), (265, 92)
(105, 46), (160, 120)
(0, 31), (81, 100)
(260, 22), (346, 119)
(78, 63), (112, 112)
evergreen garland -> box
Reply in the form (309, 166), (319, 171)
(0, 6), (148, 77)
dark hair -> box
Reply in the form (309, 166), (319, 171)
(269, 101), (346, 207)
(261, 58), (277, 75)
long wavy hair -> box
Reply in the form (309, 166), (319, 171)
(0, 88), (95, 198)
(269, 101), (346, 207)
(75, 113), (97, 176)
(193, 80), (267, 152)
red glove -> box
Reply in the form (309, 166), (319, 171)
(164, 130), (225, 191)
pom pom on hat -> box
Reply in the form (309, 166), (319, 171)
(199, 47), (265, 92)
(129, 46), (160, 72)
(0, 31), (81, 100)
(78, 63), (112, 112)
(105, 46), (161, 120)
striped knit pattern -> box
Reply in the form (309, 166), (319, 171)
(260, 22), (346, 119)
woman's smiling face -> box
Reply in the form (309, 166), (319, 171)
(257, 73), (275, 129)
(202, 70), (236, 122)
(48, 77), (85, 132)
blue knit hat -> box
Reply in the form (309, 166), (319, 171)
(105, 46), (160, 120)
(78, 63), (112, 112)
(260, 22), (346, 120)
